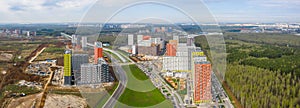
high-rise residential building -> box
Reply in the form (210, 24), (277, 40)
(193, 61), (212, 103)
(72, 54), (88, 84)
(173, 35), (179, 41)
(64, 50), (72, 85)
(187, 37), (194, 46)
(81, 37), (87, 51)
(80, 58), (113, 85)
(98, 58), (114, 82)
(80, 63), (102, 84)
(26, 31), (30, 37)
(132, 45), (137, 54)
(128, 34), (134, 45)
(94, 42), (103, 64)
(137, 45), (160, 56)
(71, 35), (77, 46)
(137, 35), (143, 44)
(162, 56), (189, 72)
(166, 43), (177, 56)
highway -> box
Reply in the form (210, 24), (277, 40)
(62, 33), (129, 107)
(102, 52), (128, 108)
(86, 43), (128, 63)
(63, 33), (233, 108)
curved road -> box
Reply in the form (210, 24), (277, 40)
(102, 53), (128, 108)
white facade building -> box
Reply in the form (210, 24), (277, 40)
(128, 34), (134, 45)
(162, 56), (189, 72)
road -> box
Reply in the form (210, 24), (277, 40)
(63, 33), (129, 107)
(28, 47), (46, 63)
(102, 52), (128, 108)
(86, 43), (128, 63)
(211, 72), (234, 108)
(38, 67), (55, 108)
(138, 61), (184, 108)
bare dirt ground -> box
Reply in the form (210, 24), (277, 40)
(44, 94), (87, 108)
(6, 93), (87, 108)
(7, 93), (42, 108)
(0, 53), (13, 61)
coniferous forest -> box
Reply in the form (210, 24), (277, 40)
(195, 33), (300, 108)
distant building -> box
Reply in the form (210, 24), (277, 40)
(193, 61), (212, 103)
(173, 35), (179, 41)
(94, 42), (103, 64)
(151, 38), (161, 44)
(137, 35), (143, 44)
(72, 54), (88, 84)
(102, 42), (110, 47)
(71, 35), (78, 46)
(132, 45), (137, 55)
(137, 45), (160, 56)
(128, 34), (134, 45)
(64, 50), (72, 85)
(26, 31), (30, 37)
(143, 35), (151, 40)
(81, 37), (87, 51)
(187, 37), (194, 46)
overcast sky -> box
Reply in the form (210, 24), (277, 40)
(0, 0), (299, 23)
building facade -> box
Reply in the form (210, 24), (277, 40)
(81, 37), (87, 51)
(137, 45), (160, 56)
(94, 42), (103, 64)
(72, 54), (89, 84)
(162, 56), (189, 72)
(98, 58), (114, 82)
(194, 61), (212, 103)
(128, 34), (134, 45)
(64, 50), (72, 85)
(80, 58), (113, 85)
(80, 63), (102, 84)
(166, 43), (177, 56)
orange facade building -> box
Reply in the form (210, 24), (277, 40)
(94, 42), (103, 64)
(166, 40), (178, 56)
(166, 43), (176, 56)
(194, 61), (212, 103)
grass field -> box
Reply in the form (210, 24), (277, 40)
(117, 64), (173, 107)
(126, 65), (148, 81)
(35, 44), (64, 61)
(0, 84), (41, 99)
(117, 88), (171, 107)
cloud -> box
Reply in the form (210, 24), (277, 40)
(0, 0), (96, 23)
(248, 0), (300, 8)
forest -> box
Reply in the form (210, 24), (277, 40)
(195, 33), (300, 108)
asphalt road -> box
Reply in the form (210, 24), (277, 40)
(64, 33), (129, 108)
(102, 53), (128, 108)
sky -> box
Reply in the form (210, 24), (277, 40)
(0, 0), (299, 23)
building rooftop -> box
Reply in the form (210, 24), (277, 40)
(95, 42), (102, 48)
(194, 61), (210, 64)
